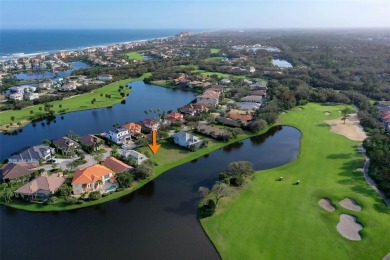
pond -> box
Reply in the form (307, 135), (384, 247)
(272, 59), (293, 68)
(13, 61), (91, 80)
(0, 81), (196, 161)
(0, 125), (301, 259)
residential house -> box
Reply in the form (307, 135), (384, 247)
(9, 93), (24, 101)
(8, 145), (54, 163)
(126, 150), (148, 165)
(247, 67), (256, 73)
(60, 81), (77, 91)
(24, 92), (39, 101)
(143, 119), (160, 130)
(236, 102), (261, 111)
(122, 123), (142, 136)
(52, 137), (79, 156)
(179, 104), (209, 116)
(166, 112), (184, 124)
(0, 162), (38, 182)
(78, 134), (103, 152)
(227, 111), (253, 122)
(219, 78), (231, 84)
(171, 131), (202, 149)
(106, 128), (131, 144)
(250, 82), (268, 91)
(72, 164), (116, 195)
(240, 95), (263, 103)
(103, 156), (133, 174)
(15, 174), (67, 202)
(217, 117), (241, 127)
(197, 124), (228, 139)
(196, 89), (220, 107)
(97, 74), (113, 81)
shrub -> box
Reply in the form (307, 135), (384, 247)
(77, 199), (85, 204)
(230, 176), (244, 187)
(199, 199), (216, 218)
(88, 191), (101, 200)
(64, 196), (77, 205)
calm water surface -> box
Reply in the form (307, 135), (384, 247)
(13, 61), (91, 80)
(0, 81), (195, 161)
(0, 126), (301, 259)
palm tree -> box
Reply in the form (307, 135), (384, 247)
(1, 188), (14, 203)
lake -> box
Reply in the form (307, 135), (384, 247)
(13, 61), (91, 80)
(272, 59), (293, 68)
(0, 81), (196, 161)
(0, 125), (301, 259)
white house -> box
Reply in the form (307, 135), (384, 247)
(97, 74), (113, 81)
(24, 92), (39, 101)
(171, 131), (202, 149)
(247, 67), (256, 73)
(9, 93), (24, 101)
(106, 128), (131, 144)
(143, 119), (160, 130)
(127, 150), (148, 165)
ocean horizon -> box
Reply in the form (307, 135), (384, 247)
(0, 29), (204, 58)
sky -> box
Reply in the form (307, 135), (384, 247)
(1, 0), (389, 29)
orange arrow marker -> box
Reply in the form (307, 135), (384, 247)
(148, 129), (160, 154)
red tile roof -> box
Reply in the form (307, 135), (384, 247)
(103, 156), (133, 173)
(72, 164), (113, 185)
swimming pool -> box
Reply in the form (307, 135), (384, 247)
(105, 185), (117, 192)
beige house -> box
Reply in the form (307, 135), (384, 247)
(71, 164), (116, 195)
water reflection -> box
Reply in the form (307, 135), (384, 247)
(0, 126), (301, 259)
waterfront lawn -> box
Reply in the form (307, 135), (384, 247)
(136, 136), (219, 166)
(201, 103), (390, 260)
(210, 48), (221, 54)
(125, 52), (144, 61)
(0, 73), (150, 128)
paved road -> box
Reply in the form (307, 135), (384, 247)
(358, 144), (390, 208)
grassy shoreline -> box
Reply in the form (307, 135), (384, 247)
(201, 103), (390, 259)
(0, 73), (150, 131)
(0, 130), (262, 212)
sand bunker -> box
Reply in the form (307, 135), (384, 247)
(318, 198), (335, 212)
(337, 214), (363, 241)
(324, 112), (331, 116)
(339, 198), (362, 211)
(324, 113), (367, 141)
(383, 252), (390, 260)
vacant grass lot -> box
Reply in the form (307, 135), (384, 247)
(125, 51), (144, 61)
(0, 73), (150, 128)
(201, 103), (390, 260)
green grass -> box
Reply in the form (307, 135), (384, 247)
(194, 70), (247, 79)
(210, 48), (221, 54)
(0, 73), (150, 128)
(151, 80), (177, 89)
(205, 57), (224, 62)
(201, 103), (390, 260)
(125, 51), (144, 61)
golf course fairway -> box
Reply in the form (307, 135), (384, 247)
(201, 103), (390, 260)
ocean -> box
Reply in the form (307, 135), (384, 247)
(0, 29), (193, 58)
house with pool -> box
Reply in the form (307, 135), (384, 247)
(71, 164), (118, 195)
